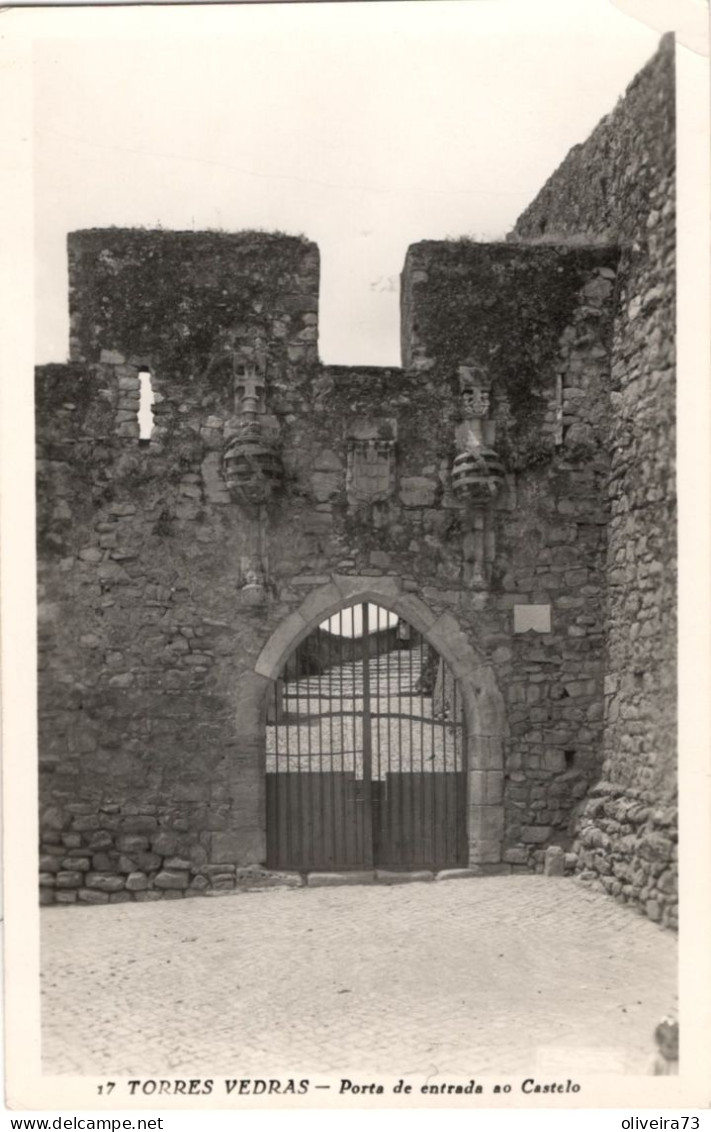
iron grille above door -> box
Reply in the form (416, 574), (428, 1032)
(265, 602), (467, 871)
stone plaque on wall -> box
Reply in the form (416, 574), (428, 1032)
(346, 419), (397, 505)
(514, 604), (552, 634)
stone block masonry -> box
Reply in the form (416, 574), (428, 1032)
(511, 35), (676, 928)
(37, 231), (618, 904)
(37, 37), (675, 923)
(399, 240), (617, 865)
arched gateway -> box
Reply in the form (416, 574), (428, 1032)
(254, 578), (507, 873)
(266, 601), (466, 870)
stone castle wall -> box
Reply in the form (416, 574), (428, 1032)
(38, 231), (619, 904)
(400, 242), (617, 869)
(37, 37), (676, 922)
(511, 35), (677, 927)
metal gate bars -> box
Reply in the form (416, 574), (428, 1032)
(265, 602), (467, 872)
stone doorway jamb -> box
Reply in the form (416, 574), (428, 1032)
(252, 575), (507, 866)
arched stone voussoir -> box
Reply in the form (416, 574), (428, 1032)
(254, 610), (308, 680)
(471, 675), (508, 739)
(296, 581), (344, 627)
(253, 577), (508, 871)
(393, 593), (437, 633)
(332, 574), (402, 604)
(447, 653), (481, 682)
(255, 578), (406, 682)
(430, 610), (479, 665)
(235, 670), (273, 732)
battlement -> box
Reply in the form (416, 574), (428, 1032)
(35, 36), (677, 927)
(39, 226), (625, 512)
(67, 227), (320, 371)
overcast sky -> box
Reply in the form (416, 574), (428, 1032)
(33, 0), (662, 366)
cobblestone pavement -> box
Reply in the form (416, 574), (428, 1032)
(41, 876), (677, 1078)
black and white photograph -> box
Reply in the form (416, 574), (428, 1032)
(1, 0), (709, 1118)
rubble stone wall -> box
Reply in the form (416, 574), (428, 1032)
(37, 38), (676, 920)
(511, 36), (677, 927)
(400, 242), (617, 870)
(38, 232), (617, 904)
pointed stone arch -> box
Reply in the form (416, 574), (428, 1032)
(253, 575), (507, 867)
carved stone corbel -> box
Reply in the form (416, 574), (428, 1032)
(451, 363), (504, 589)
(223, 355), (283, 508)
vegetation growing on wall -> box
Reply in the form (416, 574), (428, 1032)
(69, 228), (318, 382)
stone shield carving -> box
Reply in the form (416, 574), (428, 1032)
(346, 437), (396, 505)
(345, 419), (397, 506)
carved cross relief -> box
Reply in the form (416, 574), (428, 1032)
(453, 363), (504, 590)
(233, 365), (266, 420)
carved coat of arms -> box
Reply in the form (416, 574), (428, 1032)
(345, 420), (397, 506)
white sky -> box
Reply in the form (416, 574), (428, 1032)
(32, 1), (663, 366)
(322, 604), (399, 638)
